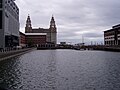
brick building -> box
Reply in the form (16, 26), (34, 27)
(19, 32), (26, 47)
(20, 15), (57, 47)
(25, 15), (57, 44)
(104, 24), (120, 46)
(25, 33), (46, 46)
(20, 32), (47, 47)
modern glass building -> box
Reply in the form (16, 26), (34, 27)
(0, 0), (19, 48)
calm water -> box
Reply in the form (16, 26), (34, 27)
(0, 50), (120, 90)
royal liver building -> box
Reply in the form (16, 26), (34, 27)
(25, 15), (57, 44)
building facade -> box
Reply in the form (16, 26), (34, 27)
(19, 15), (57, 47)
(25, 15), (57, 45)
(104, 24), (120, 46)
(0, 0), (19, 48)
(25, 33), (47, 47)
(19, 32), (26, 47)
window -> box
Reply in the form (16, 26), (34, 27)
(0, 0), (2, 8)
(0, 11), (2, 29)
(8, 0), (10, 3)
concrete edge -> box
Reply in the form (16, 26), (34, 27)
(0, 48), (36, 61)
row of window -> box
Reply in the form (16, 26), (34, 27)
(6, 0), (19, 15)
(27, 39), (46, 41)
(105, 41), (115, 45)
(33, 40), (46, 42)
(6, 4), (19, 21)
(26, 40), (46, 43)
(27, 37), (46, 39)
(105, 36), (120, 39)
(26, 36), (46, 39)
(21, 40), (46, 44)
(105, 37), (114, 39)
(104, 33), (114, 37)
(105, 41), (120, 45)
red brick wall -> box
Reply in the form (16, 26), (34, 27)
(20, 32), (26, 44)
(26, 35), (46, 45)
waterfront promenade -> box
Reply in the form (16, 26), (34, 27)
(0, 45), (119, 61)
(37, 45), (120, 52)
(0, 48), (35, 61)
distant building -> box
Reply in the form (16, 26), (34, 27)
(19, 15), (57, 47)
(25, 15), (57, 44)
(0, 0), (19, 48)
(104, 24), (120, 46)
(25, 15), (57, 45)
(60, 42), (66, 45)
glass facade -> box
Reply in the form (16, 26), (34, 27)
(0, 11), (2, 29)
(5, 35), (19, 47)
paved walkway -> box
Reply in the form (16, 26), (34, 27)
(0, 48), (35, 61)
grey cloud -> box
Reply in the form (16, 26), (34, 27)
(83, 32), (103, 38)
(15, 0), (120, 43)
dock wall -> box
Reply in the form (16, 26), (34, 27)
(0, 48), (35, 61)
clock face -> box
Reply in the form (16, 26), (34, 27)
(28, 25), (31, 27)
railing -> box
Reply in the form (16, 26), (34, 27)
(0, 47), (25, 53)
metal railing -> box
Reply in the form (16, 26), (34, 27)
(0, 47), (25, 53)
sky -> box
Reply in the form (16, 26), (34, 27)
(15, 0), (120, 44)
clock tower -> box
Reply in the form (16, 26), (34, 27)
(49, 15), (57, 44)
(25, 15), (32, 33)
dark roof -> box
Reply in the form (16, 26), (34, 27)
(104, 29), (115, 33)
(112, 24), (120, 29)
(31, 28), (50, 33)
(104, 26), (120, 32)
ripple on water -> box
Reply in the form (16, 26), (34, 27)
(0, 50), (120, 90)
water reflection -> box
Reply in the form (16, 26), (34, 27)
(0, 50), (120, 90)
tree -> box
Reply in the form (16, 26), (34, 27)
(27, 38), (33, 47)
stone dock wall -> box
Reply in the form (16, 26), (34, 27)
(0, 48), (35, 61)
(93, 46), (120, 52)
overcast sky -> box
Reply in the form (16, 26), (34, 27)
(15, 0), (120, 44)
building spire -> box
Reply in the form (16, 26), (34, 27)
(26, 14), (31, 26)
(25, 14), (32, 33)
(51, 15), (55, 22)
(50, 15), (56, 29)
(49, 15), (57, 44)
